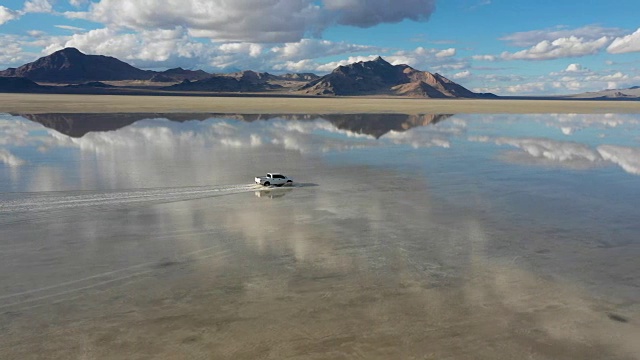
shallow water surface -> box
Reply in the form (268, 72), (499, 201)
(0, 112), (639, 359)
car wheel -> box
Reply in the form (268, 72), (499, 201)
(264, 182), (270, 186)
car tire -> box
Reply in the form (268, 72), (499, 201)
(263, 182), (270, 186)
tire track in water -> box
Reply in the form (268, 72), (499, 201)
(0, 183), (262, 226)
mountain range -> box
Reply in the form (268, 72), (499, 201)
(563, 86), (640, 100)
(301, 56), (494, 98)
(0, 48), (491, 98)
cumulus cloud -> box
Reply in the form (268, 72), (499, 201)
(500, 36), (610, 61)
(502, 82), (548, 95)
(65, 0), (436, 43)
(453, 70), (471, 79)
(607, 28), (640, 54)
(23, 0), (54, 13)
(65, 0), (323, 43)
(271, 39), (375, 60)
(472, 54), (497, 61)
(0, 35), (32, 66)
(43, 27), (208, 68)
(589, 72), (629, 82)
(500, 25), (626, 47)
(0, 6), (19, 25)
(565, 63), (585, 72)
(435, 48), (456, 58)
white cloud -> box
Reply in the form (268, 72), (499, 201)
(565, 63), (585, 72)
(0, 35), (31, 66)
(590, 72), (629, 82)
(607, 28), (640, 54)
(503, 82), (548, 94)
(500, 25), (626, 47)
(0, 6), (19, 25)
(219, 43), (264, 58)
(435, 48), (456, 58)
(66, 0), (323, 43)
(272, 59), (320, 72)
(69, 0), (88, 7)
(472, 55), (497, 61)
(27, 30), (47, 37)
(500, 36), (611, 61)
(23, 0), (54, 13)
(271, 39), (374, 61)
(55, 25), (86, 32)
(65, 0), (436, 43)
(43, 27), (208, 68)
(453, 70), (471, 79)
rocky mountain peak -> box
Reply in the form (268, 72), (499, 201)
(301, 57), (494, 98)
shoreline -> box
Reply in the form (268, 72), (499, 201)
(1, 93), (640, 114)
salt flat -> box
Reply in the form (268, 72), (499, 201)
(1, 93), (640, 114)
(1, 112), (638, 359)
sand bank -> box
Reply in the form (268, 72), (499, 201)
(1, 93), (639, 114)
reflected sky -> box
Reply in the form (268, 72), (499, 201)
(1, 112), (639, 359)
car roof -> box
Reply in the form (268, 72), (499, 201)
(268, 172), (283, 175)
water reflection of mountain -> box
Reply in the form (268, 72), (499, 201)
(15, 113), (214, 138)
(15, 113), (453, 139)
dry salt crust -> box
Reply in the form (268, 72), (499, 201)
(1, 93), (640, 114)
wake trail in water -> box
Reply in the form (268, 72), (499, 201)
(0, 183), (261, 216)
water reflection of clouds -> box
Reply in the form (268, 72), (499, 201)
(2, 113), (640, 178)
(0, 149), (24, 167)
(598, 145), (640, 175)
(537, 113), (640, 136)
(470, 136), (602, 162)
(469, 135), (640, 175)
(0, 114), (463, 161)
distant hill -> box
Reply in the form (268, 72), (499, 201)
(158, 67), (212, 81)
(226, 70), (279, 83)
(64, 81), (113, 89)
(0, 48), (154, 83)
(148, 73), (176, 83)
(300, 56), (495, 98)
(0, 76), (47, 92)
(164, 75), (282, 92)
(567, 86), (640, 100)
(0, 48), (214, 84)
(280, 73), (320, 81)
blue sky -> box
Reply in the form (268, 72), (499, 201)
(1, 0), (639, 95)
